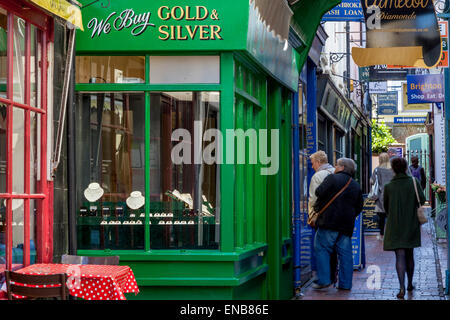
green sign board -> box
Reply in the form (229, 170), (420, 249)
(76, 0), (249, 52)
(76, 0), (299, 91)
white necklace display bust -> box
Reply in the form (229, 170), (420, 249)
(126, 191), (145, 210)
(83, 182), (104, 202)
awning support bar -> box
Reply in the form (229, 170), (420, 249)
(52, 25), (76, 176)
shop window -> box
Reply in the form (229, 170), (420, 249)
(149, 56), (220, 84)
(334, 129), (344, 163)
(76, 56), (145, 84)
(75, 92), (146, 250)
(149, 92), (219, 249)
(318, 117), (326, 152)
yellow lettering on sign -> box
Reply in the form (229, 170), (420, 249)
(158, 6), (170, 20)
(159, 25), (170, 40)
(157, 6), (222, 41)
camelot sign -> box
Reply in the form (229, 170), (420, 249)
(352, 0), (442, 68)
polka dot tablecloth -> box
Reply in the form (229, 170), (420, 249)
(13, 264), (139, 300)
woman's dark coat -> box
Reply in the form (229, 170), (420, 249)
(383, 173), (426, 251)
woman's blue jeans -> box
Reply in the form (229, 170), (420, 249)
(314, 228), (353, 289)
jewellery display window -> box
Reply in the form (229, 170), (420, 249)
(75, 90), (220, 250)
(149, 92), (219, 250)
(75, 92), (146, 250)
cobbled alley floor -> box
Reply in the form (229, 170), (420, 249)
(298, 212), (448, 300)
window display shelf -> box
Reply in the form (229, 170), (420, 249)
(77, 215), (216, 226)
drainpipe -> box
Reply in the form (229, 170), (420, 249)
(67, 39), (77, 255)
(292, 91), (302, 296)
(52, 26), (76, 175)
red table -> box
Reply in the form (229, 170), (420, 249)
(12, 263), (139, 300)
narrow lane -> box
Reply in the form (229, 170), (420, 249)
(299, 211), (447, 300)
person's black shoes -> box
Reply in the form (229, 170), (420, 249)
(397, 288), (405, 299)
(336, 286), (351, 291)
(407, 284), (415, 291)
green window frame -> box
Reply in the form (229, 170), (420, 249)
(75, 53), (225, 253)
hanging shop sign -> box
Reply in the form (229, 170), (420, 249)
(377, 91), (398, 115)
(393, 117), (427, 124)
(29, 0), (84, 30)
(402, 83), (431, 112)
(319, 82), (352, 130)
(369, 65), (408, 81)
(406, 74), (445, 104)
(437, 21), (449, 68)
(359, 66), (370, 82)
(434, 104), (446, 185)
(352, 0), (442, 68)
(369, 81), (387, 94)
(322, 0), (364, 21)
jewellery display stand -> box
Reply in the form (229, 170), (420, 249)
(77, 188), (217, 250)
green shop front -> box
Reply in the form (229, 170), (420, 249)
(73, 0), (298, 300)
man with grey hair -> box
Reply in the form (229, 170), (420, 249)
(309, 151), (335, 218)
(308, 150), (337, 286)
(311, 157), (363, 290)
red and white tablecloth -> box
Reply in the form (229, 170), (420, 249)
(12, 263), (139, 300)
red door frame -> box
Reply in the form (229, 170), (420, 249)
(0, 0), (54, 270)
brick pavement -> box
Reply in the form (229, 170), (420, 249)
(298, 216), (448, 300)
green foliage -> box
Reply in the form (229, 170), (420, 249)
(371, 119), (397, 154)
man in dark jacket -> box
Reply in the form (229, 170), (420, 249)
(312, 158), (364, 290)
(409, 156), (426, 190)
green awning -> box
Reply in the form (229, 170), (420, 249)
(289, 0), (342, 68)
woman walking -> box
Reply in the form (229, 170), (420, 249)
(370, 153), (394, 240)
(383, 157), (426, 299)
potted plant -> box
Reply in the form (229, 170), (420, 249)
(431, 182), (446, 203)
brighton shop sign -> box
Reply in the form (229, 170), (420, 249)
(406, 74), (445, 104)
(76, 0), (249, 52)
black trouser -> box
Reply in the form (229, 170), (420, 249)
(377, 212), (386, 236)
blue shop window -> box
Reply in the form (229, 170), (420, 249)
(0, 240), (36, 264)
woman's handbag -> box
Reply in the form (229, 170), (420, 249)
(368, 168), (380, 201)
(412, 176), (427, 225)
(307, 178), (352, 228)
